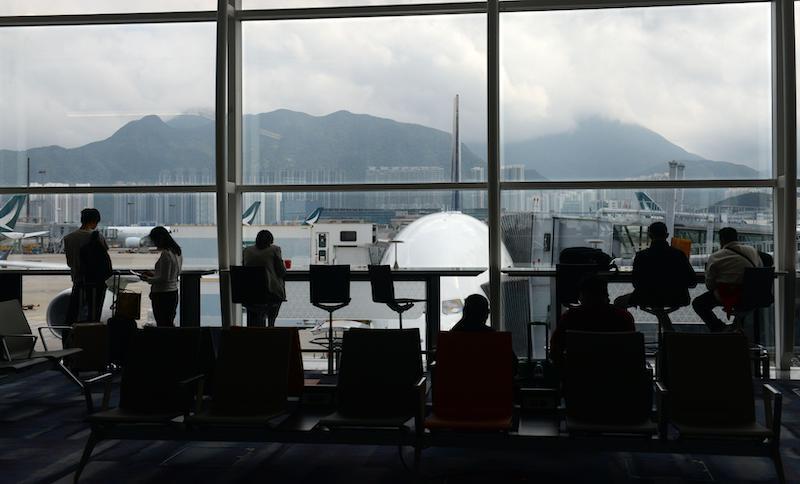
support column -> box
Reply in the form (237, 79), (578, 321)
(227, 0), (243, 326)
(772, 0), (797, 370)
(215, 0), (234, 328)
(487, 0), (502, 329)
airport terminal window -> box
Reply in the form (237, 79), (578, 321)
(241, 14), (487, 184)
(499, 3), (772, 181)
(0, 22), (216, 188)
(499, 186), (775, 360)
(243, 0), (468, 9)
(0, 1), (215, 15)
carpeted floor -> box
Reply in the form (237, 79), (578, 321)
(2, 371), (800, 483)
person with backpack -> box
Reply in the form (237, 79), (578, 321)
(139, 226), (182, 327)
(63, 208), (111, 323)
(693, 227), (763, 332)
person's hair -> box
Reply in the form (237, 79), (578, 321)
(80, 208), (101, 226)
(578, 275), (609, 304)
(255, 230), (274, 250)
(149, 226), (182, 256)
(719, 227), (738, 246)
(647, 221), (668, 241)
(463, 294), (490, 322)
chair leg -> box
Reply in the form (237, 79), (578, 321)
(398, 311), (403, 330)
(772, 446), (786, 484)
(327, 310), (334, 375)
(56, 359), (85, 390)
(74, 430), (100, 483)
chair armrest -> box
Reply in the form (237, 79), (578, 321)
(655, 381), (669, 440)
(83, 372), (113, 413)
(37, 326), (74, 351)
(0, 334), (38, 360)
(414, 376), (427, 436)
(763, 384), (782, 440)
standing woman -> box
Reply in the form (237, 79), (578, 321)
(243, 230), (286, 327)
(140, 226), (183, 327)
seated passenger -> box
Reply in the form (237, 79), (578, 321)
(451, 294), (493, 332)
(451, 294), (518, 375)
(614, 221), (696, 331)
(692, 227), (763, 332)
(551, 276), (635, 367)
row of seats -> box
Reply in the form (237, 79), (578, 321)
(73, 327), (785, 483)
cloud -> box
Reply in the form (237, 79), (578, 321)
(0, 3), (773, 172)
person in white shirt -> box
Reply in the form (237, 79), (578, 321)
(692, 227), (763, 332)
(140, 226), (183, 327)
(63, 208), (109, 323)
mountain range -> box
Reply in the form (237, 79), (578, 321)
(0, 110), (759, 187)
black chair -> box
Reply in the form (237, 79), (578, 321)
(318, 329), (425, 462)
(231, 265), (284, 327)
(75, 328), (206, 482)
(309, 264), (351, 375)
(563, 331), (655, 436)
(635, 291), (687, 376)
(732, 266), (774, 378)
(230, 265), (272, 305)
(555, 264), (598, 321)
(659, 332), (783, 483)
(368, 265), (424, 329)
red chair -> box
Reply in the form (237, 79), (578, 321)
(425, 331), (514, 431)
(715, 283), (743, 320)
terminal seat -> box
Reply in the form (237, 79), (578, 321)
(0, 299), (84, 389)
(563, 331), (655, 436)
(425, 331), (514, 432)
(659, 332), (783, 483)
(75, 328), (205, 482)
(187, 328), (294, 426)
(318, 328), (425, 431)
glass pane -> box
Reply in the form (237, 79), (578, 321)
(0, 23), (216, 187)
(243, 0), (467, 9)
(499, 187), (774, 360)
(242, 15), (487, 184)
(500, 4), (772, 181)
(0, 1), (214, 15)
(239, 189), (486, 367)
(6, 192), (219, 339)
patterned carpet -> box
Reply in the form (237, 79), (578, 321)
(2, 371), (799, 483)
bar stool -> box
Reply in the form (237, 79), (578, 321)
(722, 266), (774, 379)
(368, 265), (424, 330)
(310, 265), (351, 375)
(230, 265), (273, 327)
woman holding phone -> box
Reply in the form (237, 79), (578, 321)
(140, 226), (183, 327)
(242, 229), (286, 327)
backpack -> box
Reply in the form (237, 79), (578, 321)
(80, 231), (113, 284)
(559, 247), (615, 271)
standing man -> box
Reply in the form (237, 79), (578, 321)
(693, 227), (762, 332)
(64, 208), (111, 323)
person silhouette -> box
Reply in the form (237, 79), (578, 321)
(139, 226), (182, 327)
(242, 229), (286, 327)
(552, 275), (635, 368)
(614, 221), (696, 331)
(63, 208), (110, 324)
(451, 293), (492, 332)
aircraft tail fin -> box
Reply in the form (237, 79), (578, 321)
(0, 195), (27, 232)
(242, 201), (261, 225)
(303, 207), (323, 226)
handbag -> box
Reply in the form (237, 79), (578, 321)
(115, 290), (142, 320)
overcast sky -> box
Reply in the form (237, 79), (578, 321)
(0, 3), (773, 172)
